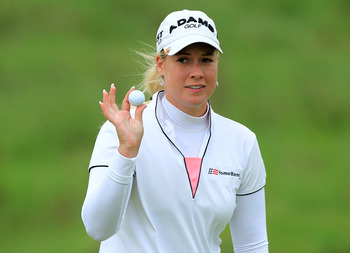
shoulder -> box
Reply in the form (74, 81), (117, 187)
(88, 120), (119, 169)
(211, 111), (256, 141)
(98, 120), (117, 135)
(92, 120), (119, 150)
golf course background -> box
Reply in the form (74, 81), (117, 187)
(1, 0), (349, 252)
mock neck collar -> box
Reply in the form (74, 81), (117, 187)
(160, 93), (209, 132)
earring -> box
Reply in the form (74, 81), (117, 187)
(160, 77), (165, 86)
(216, 81), (219, 87)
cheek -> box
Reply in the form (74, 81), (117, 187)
(165, 68), (186, 84)
(207, 68), (218, 83)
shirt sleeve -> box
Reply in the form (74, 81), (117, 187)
(237, 138), (266, 196)
(230, 188), (269, 252)
(88, 120), (120, 171)
(81, 121), (136, 241)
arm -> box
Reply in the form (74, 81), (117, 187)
(81, 152), (135, 241)
(81, 84), (146, 241)
(229, 188), (269, 252)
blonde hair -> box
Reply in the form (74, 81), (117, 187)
(135, 47), (166, 96)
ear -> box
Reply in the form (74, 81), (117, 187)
(156, 54), (165, 76)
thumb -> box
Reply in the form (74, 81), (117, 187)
(134, 104), (147, 123)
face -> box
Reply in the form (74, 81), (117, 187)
(156, 43), (219, 117)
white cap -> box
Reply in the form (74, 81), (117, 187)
(156, 9), (223, 56)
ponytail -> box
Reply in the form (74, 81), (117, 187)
(135, 48), (166, 96)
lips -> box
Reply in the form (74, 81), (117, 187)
(186, 85), (205, 89)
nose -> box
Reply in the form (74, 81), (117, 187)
(190, 62), (203, 79)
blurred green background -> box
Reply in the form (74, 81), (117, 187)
(1, 0), (349, 252)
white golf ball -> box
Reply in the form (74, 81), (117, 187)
(128, 90), (145, 106)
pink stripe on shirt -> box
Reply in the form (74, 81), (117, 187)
(184, 157), (202, 197)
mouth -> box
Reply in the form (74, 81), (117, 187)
(186, 85), (205, 90)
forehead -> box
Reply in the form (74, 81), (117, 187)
(176, 43), (216, 55)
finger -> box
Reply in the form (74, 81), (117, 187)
(109, 83), (121, 111)
(121, 86), (135, 111)
(108, 83), (115, 102)
(99, 100), (105, 112)
(102, 89), (109, 106)
(109, 83), (117, 105)
(101, 89), (113, 116)
(99, 101), (109, 119)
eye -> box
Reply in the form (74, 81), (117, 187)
(177, 57), (188, 63)
(202, 57), (214, 63)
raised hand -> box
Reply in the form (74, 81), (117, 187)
(99, 84), (147, 158)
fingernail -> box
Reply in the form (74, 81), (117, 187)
(131, 86), (135, 89)
(111, 83), (115, 87)
(99, 101), (102, 104)
(103, 89), (106, 93)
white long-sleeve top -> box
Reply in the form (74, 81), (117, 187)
(82, 91), (269, 252)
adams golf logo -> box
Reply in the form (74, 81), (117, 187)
(208, 168), (241, 179)
(156, 16), (216, 46)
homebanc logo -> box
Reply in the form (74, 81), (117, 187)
(208, 168), (241, 179)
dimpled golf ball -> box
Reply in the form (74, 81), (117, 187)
(128, 90), (145, 106)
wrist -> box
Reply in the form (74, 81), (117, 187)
(118, 146), (139, 158)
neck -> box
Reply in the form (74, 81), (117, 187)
(164, 95), (209, 117)
(162, 95), (209, 131)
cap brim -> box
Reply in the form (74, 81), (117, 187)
(165, 34), (223, 56)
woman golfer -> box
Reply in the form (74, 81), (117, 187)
(82, 9), (269, 252)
